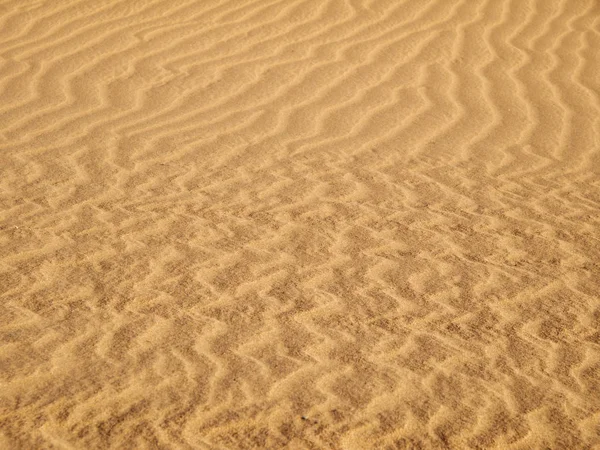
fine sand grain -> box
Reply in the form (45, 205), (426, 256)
(1, 0), (600, 448)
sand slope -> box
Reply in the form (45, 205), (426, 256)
(1, 0), (600, 448)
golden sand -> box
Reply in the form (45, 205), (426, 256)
(1, 0), (599, 448)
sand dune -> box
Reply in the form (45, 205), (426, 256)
(1, 0), (600, 448)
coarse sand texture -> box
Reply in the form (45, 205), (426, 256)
(1, 0), (600, 448)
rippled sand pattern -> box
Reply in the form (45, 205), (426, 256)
(1, 0), (600, 448)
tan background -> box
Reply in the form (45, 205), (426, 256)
(1, 0), (599, 448)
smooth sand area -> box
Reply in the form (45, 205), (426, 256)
(1, 0), (599, 448)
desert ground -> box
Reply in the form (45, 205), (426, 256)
(1, 0), (600, 448)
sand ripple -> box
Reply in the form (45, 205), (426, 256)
(1, 0), (599, 448)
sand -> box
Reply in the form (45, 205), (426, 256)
(1, 0), (599, 448)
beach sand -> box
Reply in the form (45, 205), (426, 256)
(1, 0), (599, 448)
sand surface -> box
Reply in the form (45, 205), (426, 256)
(1, 0), (600, 448)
